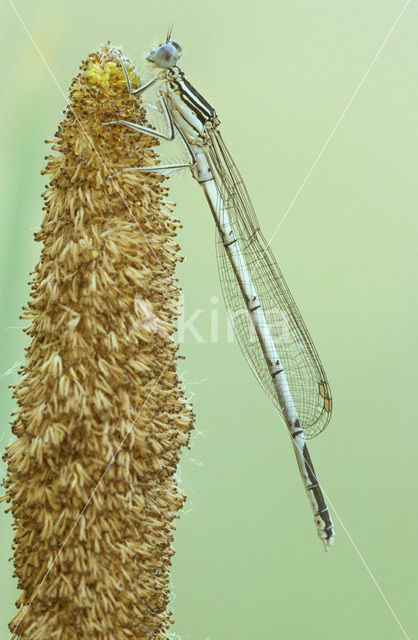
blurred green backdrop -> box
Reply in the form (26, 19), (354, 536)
(1, 1), (416, 639)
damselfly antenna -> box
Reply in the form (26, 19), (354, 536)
(166, 24), (174, 43)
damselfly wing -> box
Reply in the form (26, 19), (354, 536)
(208, 130), (332, 438)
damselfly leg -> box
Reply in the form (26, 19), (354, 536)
(102, 66), (196, 176)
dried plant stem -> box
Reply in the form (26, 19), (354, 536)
(1, 44), (194, 640)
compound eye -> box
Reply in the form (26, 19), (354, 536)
(167, 40), (182, 58)
(153, 43), (180, 68)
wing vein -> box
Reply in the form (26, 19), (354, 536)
(208, 129), (332, 438)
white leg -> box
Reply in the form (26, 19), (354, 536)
(106, 103), (197, 177)
(102, 93), (176, 142)
(104, 58), (197, 176)
(111, 160), (193, 177)
(118, 57), (158, 97)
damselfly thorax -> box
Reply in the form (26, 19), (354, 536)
(161, 67), (219, 146)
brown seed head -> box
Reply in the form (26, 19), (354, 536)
(2, 43), (194, 640)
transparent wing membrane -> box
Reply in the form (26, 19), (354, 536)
(208, 130), (332, 438)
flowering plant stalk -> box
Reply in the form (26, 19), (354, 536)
(2, 44), (194, 640)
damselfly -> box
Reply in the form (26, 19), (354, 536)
(104, 36), (334, 549)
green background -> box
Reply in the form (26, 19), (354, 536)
(0, 1), (416, 639)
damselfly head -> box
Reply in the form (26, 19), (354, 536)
(146, 40), (182, 69)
